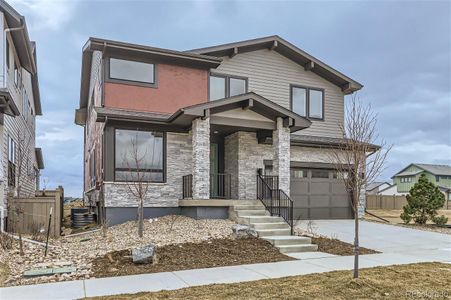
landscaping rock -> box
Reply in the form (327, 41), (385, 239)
(232, 224), (258, 238)
(132, 244), (156, 264)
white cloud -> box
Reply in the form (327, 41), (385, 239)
(9, 0), (78, 31)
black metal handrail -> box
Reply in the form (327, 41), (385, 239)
(182, 174), (193, 199)
(257, 175), (294, 235)
(210, 173), (231, 199)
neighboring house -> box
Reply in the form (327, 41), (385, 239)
(366, 181), (391, 195)
(390, 163), (451, 200)
(377, 184), (404, 196)
(75, 35), (369, 225)
(0, 1), (44, 219)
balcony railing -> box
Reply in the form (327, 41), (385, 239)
(210, 173), (231, 199)
(182, 173), (232, 199)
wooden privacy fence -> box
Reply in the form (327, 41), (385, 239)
(7, 187), (64, 238)
(366, 194), (450, 210)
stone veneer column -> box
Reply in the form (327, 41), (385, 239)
(192, 117), (210, 199)
(272, 117), (290, 196)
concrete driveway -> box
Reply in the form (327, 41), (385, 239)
(297, 220), (451, 262)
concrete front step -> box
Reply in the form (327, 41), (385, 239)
(277, 244), (319, 253)
(234, 205), (266, 211)
(256, 228), (292, 237)
(236, 216), (285, 225)
(263, 235), (312, 246)
(252, 222), (290, 230)
(236, 210), (269, 217)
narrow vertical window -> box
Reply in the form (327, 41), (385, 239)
(209, 75), (226, 101)
(292, 87), (307, 117)
(309, 89), (324, 119)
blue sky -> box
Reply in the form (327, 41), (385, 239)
(9, 0), (451, 197)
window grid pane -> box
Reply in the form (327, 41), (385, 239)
(292, 87), (307, 116)
(115, 129), (164, 182)
(309, 89), (323, 119)
(209, 76), (226, 101)
(229, 78), (246, 97)
(110, 58), (154, 83)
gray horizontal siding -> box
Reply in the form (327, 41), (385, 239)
(214, 49), (344, 138)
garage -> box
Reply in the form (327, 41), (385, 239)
(290, 166), (353, 220)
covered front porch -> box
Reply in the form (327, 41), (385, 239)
(178, 92), (311, 202)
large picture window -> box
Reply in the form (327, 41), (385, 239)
(209, 74), (247, 101)
(115, 129), (164, 182)
(109, 58), (155, 84)
(291, 85), (324, 120)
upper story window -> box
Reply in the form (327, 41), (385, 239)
(22, 90), (30, 122)
(109, 58), (155, 84)
(400, 177), (412, 183)
(115, 129), (165, 182)
(291, 85), (324, 120)
(5, 39), (10, 70)
(14, 62), (20, 87)
(8, 136), (16, 187)
(209, 74), (247, 101)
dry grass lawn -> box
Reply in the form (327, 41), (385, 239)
(0, 262), (9, 287)
(366, 209), (451, 224)
(88, 263), (451, 300)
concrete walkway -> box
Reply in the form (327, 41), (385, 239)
(2, 221), (450, 300)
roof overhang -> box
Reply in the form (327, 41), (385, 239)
(95, 92), (311, 133)
(35, 147), (44, 170)
(0, 88), (20, 116)
(1, 2), (36, 74)
(77, 37), (223, 115)
(188, 35), (363, 94)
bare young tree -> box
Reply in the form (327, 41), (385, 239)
(329, 95), (391, 278)
(121, 132), (157, 238)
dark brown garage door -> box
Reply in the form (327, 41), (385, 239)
(290, 167), (352, 220)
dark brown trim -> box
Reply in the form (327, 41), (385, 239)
(290, 84), (325, 121)
(105, 55), (158, 88)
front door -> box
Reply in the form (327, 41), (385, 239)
(210, 143), (219, 197)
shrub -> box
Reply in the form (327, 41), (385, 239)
(401, 174), (445, 225)
(0, 232), (14, 250)
(432, 215), (448, 226)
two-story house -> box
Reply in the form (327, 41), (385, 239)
(0, 1), (44, 221)
(75, 36), (364, 226)
(379, 163), (451, 202)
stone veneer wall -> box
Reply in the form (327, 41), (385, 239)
(103, 132), (192, 207)
(192, 117), (210, 199)
(272, 118), (291, 195)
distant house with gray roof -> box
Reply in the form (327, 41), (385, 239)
(389, 163), (451, 201)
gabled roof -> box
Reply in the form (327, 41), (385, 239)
(393, 163), (451, 178)
(95, 92), (311, 133)
(367, 181), (391, 192)
(188, 35), (363, 94)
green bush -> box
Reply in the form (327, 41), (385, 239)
(432, 215), (448, 226)
(400, 174), (445, 225)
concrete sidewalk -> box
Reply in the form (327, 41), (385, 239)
(2, 221), (450, 299)
(2, 250), (449, 300)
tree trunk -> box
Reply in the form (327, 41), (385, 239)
(353, 190), (359, 279)
(138, 198), (144, 238)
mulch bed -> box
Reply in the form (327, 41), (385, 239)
(311, 237), (380, 256)
(92, 237), (294, 278)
